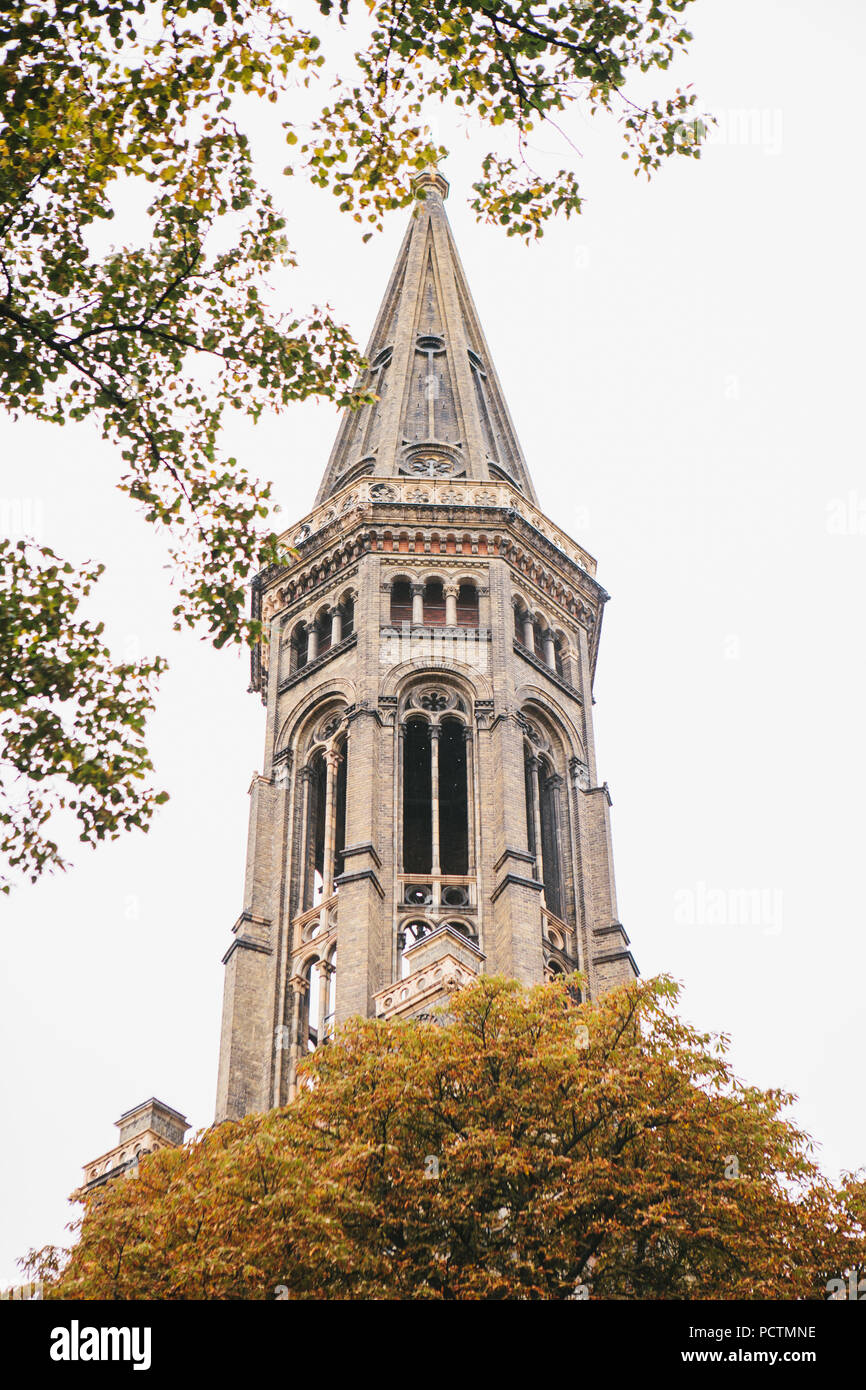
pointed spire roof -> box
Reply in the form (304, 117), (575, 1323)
(314, 170), (538, 507)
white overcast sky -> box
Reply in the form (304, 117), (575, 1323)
(1, 0), (864, 1285)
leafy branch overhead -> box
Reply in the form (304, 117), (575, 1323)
(0, 540), (166, 894)
(0, 1), (706, 886)
(2, 1), (705, 645)
(303, 0), (706, 238)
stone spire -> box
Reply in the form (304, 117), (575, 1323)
(314, 169), (538, 506)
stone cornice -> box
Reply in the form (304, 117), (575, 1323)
(490, 871), (544, 903)
(249, 478), (607, 694)
(277, 632), (358, 694)
(341, 841), (382, 868)
(334, 867), (386, 899)
(594, 921), (631, 945)
(493, 846), (536, 873)
(222, 934), (273, 966)
(278, 477), (596, 576)
(592, 947), (639, 977)
(512, 639), (583, 702)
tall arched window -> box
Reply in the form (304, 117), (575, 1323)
(438, 718), (468, 875)
(304, 736), (347, 908)
(537, 759), (564, 920)
(524, 742), (565, 921)
(340, 594), (354, 640)
(401, 690), (473, 893)
(403, 719), (432, 872)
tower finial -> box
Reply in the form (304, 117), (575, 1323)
(411, 166), (449, 200)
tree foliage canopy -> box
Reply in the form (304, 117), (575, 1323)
(0, 539), (166, 889)
(1, 0), (706, 886)
(27, 977), (865, 1300)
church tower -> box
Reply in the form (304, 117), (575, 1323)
(215, 171), (637, 1122)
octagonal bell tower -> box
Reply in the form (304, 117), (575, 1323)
(215, 171), (637, 1122)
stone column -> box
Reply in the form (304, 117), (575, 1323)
(463, 725), (476, 874)
(322, 748), (342, 899)
(545, 772), (565, 918)
(444, 581), (459, 627)
(522, 613), (535, 649)
(316, 958), (332, 1045)
(297, 764), (314, 913)
(529, 755), (546, 905)
(411, 581), (424, 626)
(543, 629), (557, 670)
(330, 604), (343, 647)
(333, 706), (387, 1024)
(287, 975), (305, 1100)
(306, 620), (319, 662)
(430, 724), (441, 877)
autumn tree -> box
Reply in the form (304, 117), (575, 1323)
(26, 976), (865, 1300)
(1, 1), (707, 888)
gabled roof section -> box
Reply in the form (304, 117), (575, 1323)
(314, 170), (538, 506)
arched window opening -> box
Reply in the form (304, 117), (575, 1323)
(537, 759), (563, 920)
(532, 620), (546, 662)
(291, 622), (308, 672)
(514, 605), (524, 643)
(306, 960), (320, 1051)
(390, 579), (412, 625)
(340, 595), (354, 640)
(316, 609), (331, 658)
(456, 583), (479, 627)
(442, 920), (475, 939)
(524, 744), (565, 920)
(303, 952), (337, 1053)
(399, 920), (430, 978)
(324, 950), (336, 1043)
(306, 739), (347, 907)
(438, 718), (468, 876)
(423, 580), (446, 625)
(403, 719), (432, 873)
